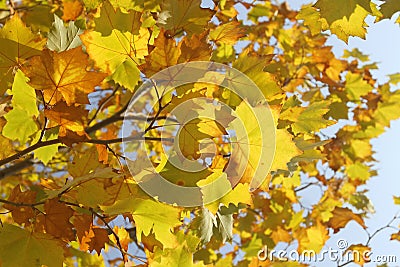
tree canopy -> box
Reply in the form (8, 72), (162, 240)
(0, 0), (400, 266)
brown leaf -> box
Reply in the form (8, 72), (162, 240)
(45, 101), (88, 135)
(58, 129), (89, 147)
(87, 227), (109, 255)
(3, 186), (37, 225)
(179, 32), (211, 62)
(35, 198), (75, 241)
(327, 207), (366, 233)
(23, 47), (106, 106)
(72, 213), (93, 246)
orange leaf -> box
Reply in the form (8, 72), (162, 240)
(96, 144), (108, 164)
(3, 186), (37, 226)
(62, 0), (83, 21)
(35, 198), (75, 241)
(23, 47), (106, 106)
(327, 207), (366, 233)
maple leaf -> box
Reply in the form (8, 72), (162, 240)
(294, 222), (329, 253)
(286, 101), (335, 135)
(44, 101), (88, 135)
(314, 0), (372, 24)
(380, 0), (400, 19)
(47, 14), (83, 52)
(229, 102), (275, 189)
(81, 4), (149, 91)
(178, 32), (211, 62)
(178, 118), (227, 159)
(142, 29), (182, 76)
(109, 226), (130, 251)
(0, 15), (45, 94)
(161, 0), (214, 36)
(209, 21), (246, 45)
(85, 227), (110, 255)
(22, 47), (106, 105)
(2, 70), (39, 143)
(35, 198), (75, 241)
(327, 207), (366, 233)
(0, 224), (64, 267)
(3, 186), (37, 225)
(93, 1), (141, 36)
(62, 0), (84, 21)
(101, 198), (182, 248)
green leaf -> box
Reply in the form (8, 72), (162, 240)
(211, 43), (236, 63)
(101, 198), (181, 247)
(388, 73), (400, 85)
(297, 5), (326, 36)
(81, 27), (149, 92)
(47, 14), (83, 52)
(152, 231), (204, 267)
(10, 70), (38, 117)
(233, 54), (281, 100)
(314, 0), (372, 42)
(34, 128), (59, 164)
(109, 59), (141, 94)
(343, 48), (370, 62)
(3, 108), (38, 143)
(0, 224), (64, 267)
(346, 162), (370, 181)
(198, 207), (233, 244)
(242, 235), (263, 259)
(345, 72), (373, 101)
(290, 101), (334, 135)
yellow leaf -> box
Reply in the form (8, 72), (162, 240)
(209, 21), (246, 45)
(81, 27), (149, 91)
(270, 129), (302, 171)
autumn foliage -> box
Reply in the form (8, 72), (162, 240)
(0, 0), (400, 266)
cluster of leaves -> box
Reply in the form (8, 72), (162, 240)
(0, 0), (399, 266)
